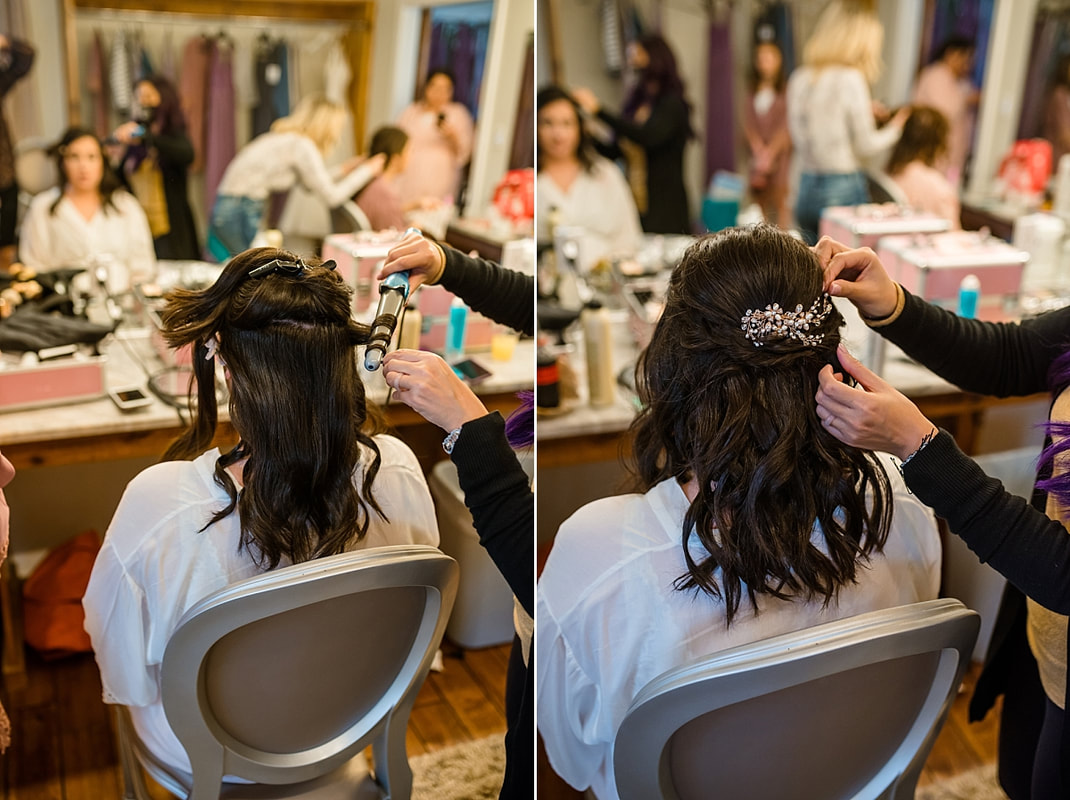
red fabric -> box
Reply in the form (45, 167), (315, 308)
(23, 530), (102, 659)
(492, 168), (534, 225)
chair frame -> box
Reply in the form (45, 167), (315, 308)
(117, 544), (457, 800)
(613, 598), (980, 800)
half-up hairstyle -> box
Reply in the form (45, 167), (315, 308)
(159, 247), (387, 569)
(630, 224), (893, 623)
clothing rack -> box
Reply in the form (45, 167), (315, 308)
(62, 0), (374, 148)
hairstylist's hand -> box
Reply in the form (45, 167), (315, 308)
(382, 349), (488, 433)
(571, 87), (601, 115)
(816, 344), (936, 460)
(815, 237), (900, 320)
(378, 231), (445, 290)
(113, 121), (144, 145)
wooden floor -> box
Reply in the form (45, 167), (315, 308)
(536, 661), (1002, 798)
(0, 639), (509, 800)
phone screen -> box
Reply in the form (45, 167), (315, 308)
(117, 389), (146, 402)
(451, 359), (491, 383)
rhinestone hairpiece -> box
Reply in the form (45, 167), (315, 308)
(741, 294), (832, 348)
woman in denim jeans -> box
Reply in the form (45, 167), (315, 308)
(787, 0), (909, 244)
(207, 95), (384, 259)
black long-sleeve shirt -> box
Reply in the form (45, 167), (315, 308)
(595, 93), (691, 235)
(877, 289), (1070, 786)
(434, 246), (532, 799)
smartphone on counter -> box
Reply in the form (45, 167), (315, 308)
(451, 358), (491, 384)
(109, 385), (153, 412)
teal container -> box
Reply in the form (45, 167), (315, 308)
(702, 198), (739, 232)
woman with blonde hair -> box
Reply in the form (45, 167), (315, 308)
(207, 94), (385, 258)
(787, 0), (910, 243)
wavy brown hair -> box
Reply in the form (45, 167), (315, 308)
(159, 247), (387, 569)
(886, 106), (949, 176)
(630, 224), (893, 623)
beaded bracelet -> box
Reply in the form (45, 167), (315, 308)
(900, 427), (938, 471)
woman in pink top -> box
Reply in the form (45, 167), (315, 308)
(356, 126), (440, 232)
(887, 106), (961, 229)
(913, 36), (978, 186)
(394, 69), (474, 207)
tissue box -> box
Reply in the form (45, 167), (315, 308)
(321, 233), (396, 312)
(0, 355), (107, 412)
(819, 204), (951, 249)
(877, 232), (1029, 304)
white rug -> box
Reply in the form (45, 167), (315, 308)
(916, 764), (1009, 800)
(411, 734), (506, 800)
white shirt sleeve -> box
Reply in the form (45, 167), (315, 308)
(536, 588), (609, 793)
(599, 160), (644, 254)
(360, 435), (440, 549)
(843, 70), (904, 159)
(291, 137), (378, 209)
(83, 492), (159, 707)
(18, 191), (56, 270)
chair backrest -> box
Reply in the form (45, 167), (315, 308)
(332, 200), (372, 233)
(613, 599), (979, 800)
(14, 137), (58, 195)
(865, 169), (910, 206)
(160, 544), (457, 790)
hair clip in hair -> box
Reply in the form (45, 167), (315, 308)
(741, 294), (832, 348)
(247, 257), (338, 278)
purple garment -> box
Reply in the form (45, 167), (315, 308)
(203, 41), (236, 215)
(705, 18), (735, 183)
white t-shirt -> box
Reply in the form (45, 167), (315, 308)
(83, 434), (439, 775)
(537, 157), (644, 269)
(215, 131), (378, 208)
(536, 452), (941, 800)
(19, 187), (156, 292)
(787, 66), (903, 174)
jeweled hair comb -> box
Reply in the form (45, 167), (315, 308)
(741, 294), (832, 348)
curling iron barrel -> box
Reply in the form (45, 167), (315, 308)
(363, 227), (420, 371)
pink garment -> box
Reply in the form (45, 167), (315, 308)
(0, 450), (13, 753)
(892, 161), (961, 229)
(356, 175), (406, 231)
(1044, 86), (1070, 169)
(179, 36), (211, 174)
(203, 40), (236, 214)
(913, 62), (973, 185)
(394, 101), (474, 206)
(743, 88), (791, 225)
(87, 31), (110, 141)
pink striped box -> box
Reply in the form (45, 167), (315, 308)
(877, 232), (1029, 304)
(819, 204), (952, 249)
(0, 356), (107, 412)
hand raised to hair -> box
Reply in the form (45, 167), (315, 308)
(378, 231), (445, 290)
(381, 349), (488, 434)
(814, 237), (900, 320)
(815, 344), (935, 460)
(570, 87), (601, 115)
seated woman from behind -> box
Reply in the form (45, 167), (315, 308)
(355, 126), (439, 232)
(887, 106), (961, 228)
(536, 86), (643, 268)
(20, 127), (155, 292)
(82, 248), (438, 779)
(536, 224), (942, 800)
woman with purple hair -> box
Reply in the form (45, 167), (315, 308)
(815, 236), (1070, 800)
(571, 34), (693, 235)
(378, 231), (532, 800)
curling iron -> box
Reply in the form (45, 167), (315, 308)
(363, 227), (419, 371)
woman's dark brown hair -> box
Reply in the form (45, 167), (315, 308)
(886, 106), (949, 176)
(159, 247), (387, 569)
(630, 224), (893, 623)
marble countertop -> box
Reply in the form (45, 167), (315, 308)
(1, 327), (534, 448)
